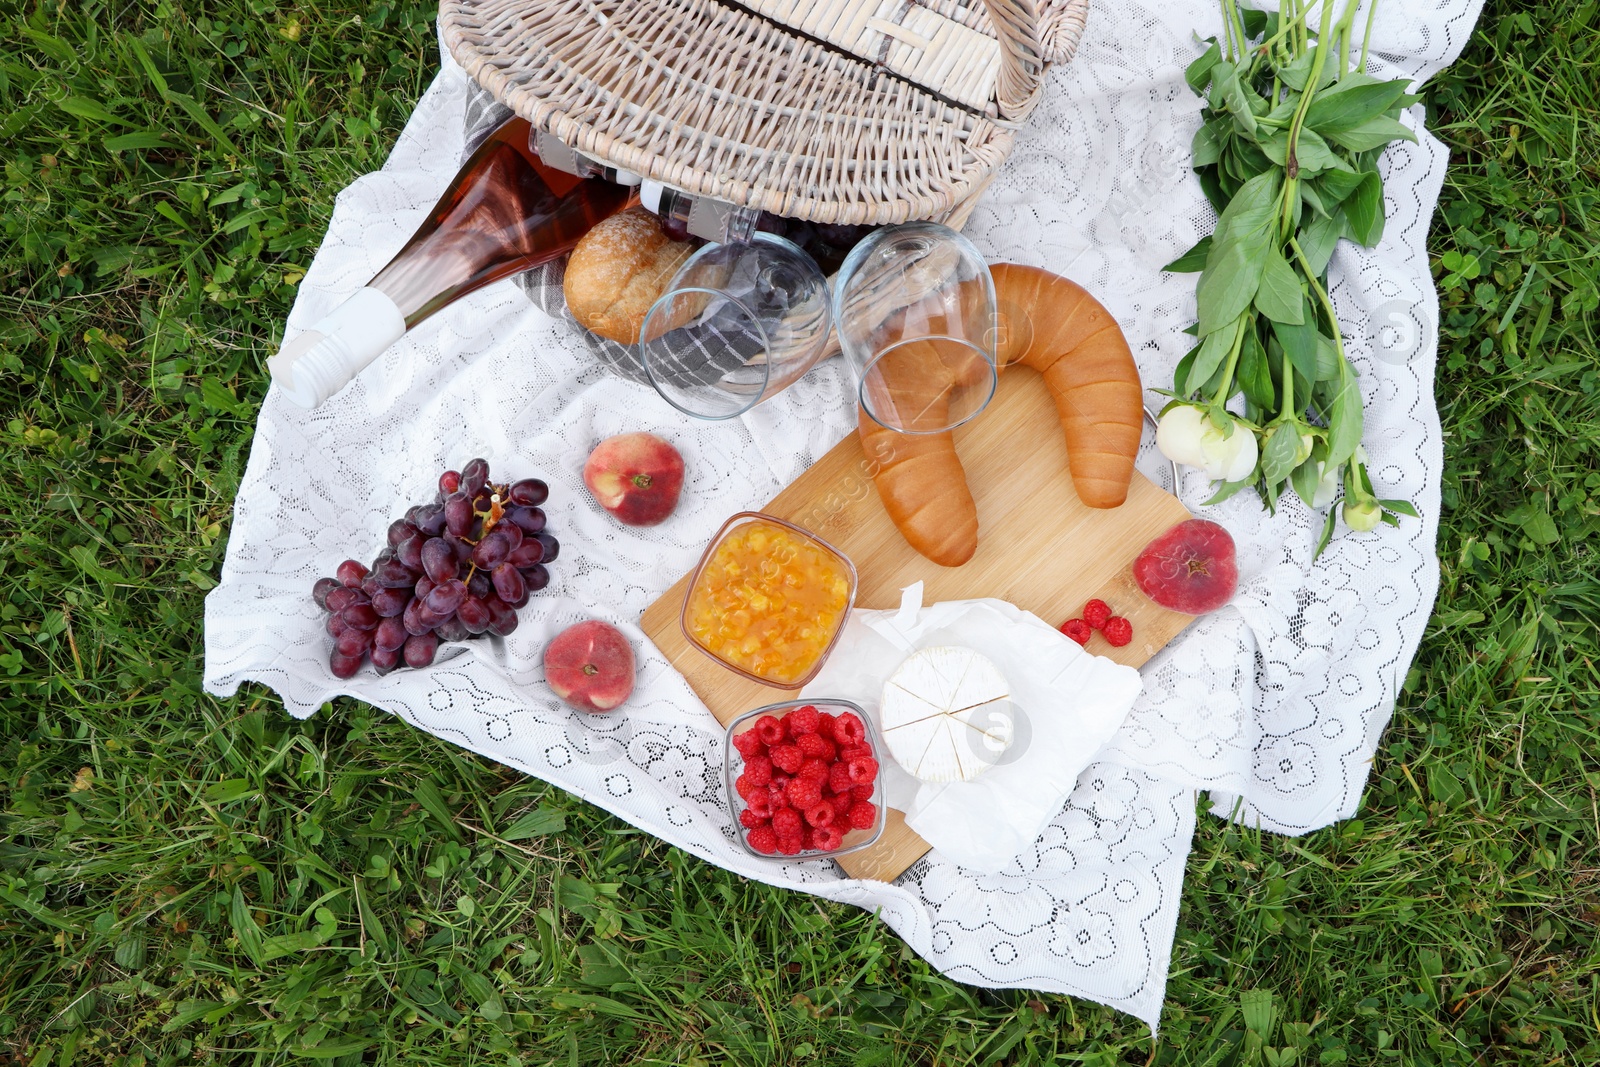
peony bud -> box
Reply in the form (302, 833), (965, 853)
(1157, 405), (1260, 483)
(1342, 499), (1383, 532)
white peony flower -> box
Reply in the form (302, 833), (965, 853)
(1311, 462), (1342, 508)
(1156, 405), (1259, 482)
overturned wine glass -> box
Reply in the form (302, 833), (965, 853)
(637, 233), (832, 420)
(833, 222), (998, 434)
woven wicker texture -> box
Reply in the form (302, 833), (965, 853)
(440, 0), (1090, 226)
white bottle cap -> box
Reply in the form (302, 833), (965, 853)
(267, 287), (406, 408)
(639, 179), (666, 216)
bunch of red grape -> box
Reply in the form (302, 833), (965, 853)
(313, 458), (558, 678)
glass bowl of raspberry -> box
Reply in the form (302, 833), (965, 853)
(724, 699), (887, 860)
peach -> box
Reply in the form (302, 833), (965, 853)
(544, 620), (636, 713)
(1133, 519), (1238, 615)
(583, 432), (684, 526)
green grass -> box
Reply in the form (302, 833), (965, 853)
(2, 1), (1597, 1064)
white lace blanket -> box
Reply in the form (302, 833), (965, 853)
(204, 0), (1482, 1030)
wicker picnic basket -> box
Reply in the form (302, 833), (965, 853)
(439, 0), (1091, 229)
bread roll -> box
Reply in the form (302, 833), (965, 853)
(564, 208), (695, 344)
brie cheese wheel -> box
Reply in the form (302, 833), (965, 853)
(880, 646), (1013, 783)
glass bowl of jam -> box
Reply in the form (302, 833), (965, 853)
(681, 512), (856, 689)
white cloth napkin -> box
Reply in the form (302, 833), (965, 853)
(802, 583), (1143, 872)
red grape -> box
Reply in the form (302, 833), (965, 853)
(374, 560), (418, 588)
(421, 537), (458, 582)
(520, 564), (550, 592)
(507, 539), (544, 568)
(371, 587), (410, 617)
(375, 616), (409, 652)
(498, 522), (523, 551)
(508, 478), (548, 507)
(337, 559), (369, 588)
(402, 598), (433, 637)
(330, 651), (363, 678)
(458, 595), (492, 633)
(370, 645), (401, 674)
(403, 633), (439, 668)
(388, 519), (419, 546)
(506, 506), (545, 534)
(326, 586), (360, 613)
(466, 570), (492, 599)
(435, 616), (470, 642)
(326, 612), (349, 638)
(486, 597), (518, 637)
(426, 579), (467, 615)
(462, 458), (490, 496)
(415, 503), (448, 538)
(312, 577), (340, 608)
(337, 627), (374, 657)
(342, 603), (380, 631)
(472, 531), (511, 570)
(491, 562), (525, 604)
(536, 533), (559, 562)
(439, 469), (461, 494)
(444, 492), (474, 537)
(397, 534), (424, 571)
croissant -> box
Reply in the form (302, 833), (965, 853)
(861, 264), (1143, 566)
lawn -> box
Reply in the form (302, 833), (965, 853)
(2, 1), (1597, 1064)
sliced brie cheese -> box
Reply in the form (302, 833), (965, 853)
(880, 646), (1013, 783)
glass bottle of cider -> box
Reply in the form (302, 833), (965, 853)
(270, 116), (637, 408)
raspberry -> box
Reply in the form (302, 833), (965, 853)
(770, 744), (804, 774)
(786, 776), (823, 809)
(812, 826), (843, 851)
(739, 808), (769, 830)
(831, 792), (855, 818)
(766, 783), (789, 810)
(833, 713), (866, 746)
(754, 715), (786, 746)
(828, 761), (855, 795)
(796, 733), (836, 760)
(1102, 616), (1134, 647)
(742, 755), (773, 786)
(772, 807), (802, 837)
(1082, 599), (1113, 630)
(1060, 618), (1092, 646)
(815, 712), (837, 739)
(848, 800), (877, 830)
(776, 833), (803, 856)
(799, 758), (830, 783)
(746, 791), (775, 818)
(732, 730), (766, 759)
(805, 802), (836, 828)
(846, 756), (879, 786)
(801, 828), (816, 851)
(734, 774), (760, 801)
(785, 705), (821, 736)
(747, 826), (778, 854)
(838, 744), (872, 763)
(851, 783), (874, 802)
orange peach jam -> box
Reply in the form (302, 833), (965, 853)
(686, 519), (852, 685)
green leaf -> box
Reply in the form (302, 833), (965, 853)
(1315, 168), (1368, 206)
(1203, 478), (1256, 506)
(1522, 510), (1560, 545)
(56, 96), (127, 125)
(1198, 172), (1281, 335)
(549, 992), (652, 1021)
(1254, 248), (1306, 325)
(291, 1041), (375, 1060)
(104, 131), (170, 151)
(1277, 45), (1336, 92)
(1315, 333), (1343, 382)
(1185, 41), (1223, 93)
(1324, 368), (1364, 468)
(1344, 172), (1386, 246)
(1299, 211), (1344, 277)
(1325, 115), (1416, 153)
(1300, 181), (1329, 218)
(1272, 301), (1321, 384)
(1259, 423), (1302, 487)
(1313, 507), (1339, 559)
(1305, 78), (1410, 135)
(412, 779), (462, 840)
(1239, 327), (1276, 409)
(1261, 126), (1347, 176)
(502, 806), (567, 841)
(203, 778), (257, 803)
(261, 929), (326, 962)
(229, 886), (264, 967)
(1163, 235), (1213, 274)
(1291, 456), (1325, 508)
(1242, 988), (1277, 1037)
(1186, 315), (1243, 393)
(1380, 499), (1420, 518)
(352, 875), (391, 953)
(1192, 119), (1226, 167)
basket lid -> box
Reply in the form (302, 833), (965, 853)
(440, 0), (1089, 226)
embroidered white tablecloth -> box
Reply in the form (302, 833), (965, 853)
(205, 0), (1482, 1030)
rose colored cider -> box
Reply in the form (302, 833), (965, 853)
(369, 117), (634, 327)
(685, 519), (852, 686)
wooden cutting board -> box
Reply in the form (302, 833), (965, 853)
(639, 367), (1194, 882)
